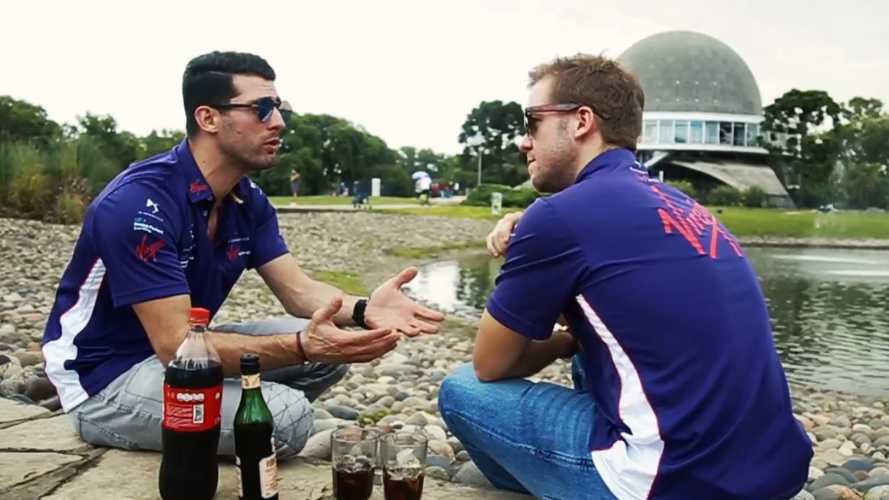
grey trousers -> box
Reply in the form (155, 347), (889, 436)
(69, 317), (348, 460)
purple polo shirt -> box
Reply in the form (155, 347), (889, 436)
(42, 140), (289, 411)
(487, 149), (812, 499)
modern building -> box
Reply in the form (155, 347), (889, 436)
(618, 31), (793, 207)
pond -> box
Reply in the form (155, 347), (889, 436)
(404, 247), (889, 396)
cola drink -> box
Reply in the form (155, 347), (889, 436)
(333, 461), (375, 500)
(159, 307), (223, 500)
(383, 466), (424, 500)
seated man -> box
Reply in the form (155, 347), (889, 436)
(438, 54), (812, 499)
(42, 51), (443, 458)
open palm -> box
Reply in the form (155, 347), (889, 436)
(365, 267), (445, 336)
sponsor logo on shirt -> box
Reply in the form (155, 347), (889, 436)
(145, 198), (160, 214)
(225, 236), (251, 262)
(133, 217), (164, 235)
(136, 234), (165, 262)
(190, 181), (210, 194)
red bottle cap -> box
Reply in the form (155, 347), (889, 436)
(189, 307), (211, 326)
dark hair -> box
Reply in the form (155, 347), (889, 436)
(529, 54), (644, 149)
(182, 51), (276, 136)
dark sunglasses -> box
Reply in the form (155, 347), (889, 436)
(212, 96), (291, 123)
(523, 103), (610, 136)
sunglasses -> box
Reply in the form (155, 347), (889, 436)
(212, 96), (291, 123)
(523, 103), (610, 136)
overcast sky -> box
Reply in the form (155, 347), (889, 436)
(2, 0), (887, 153)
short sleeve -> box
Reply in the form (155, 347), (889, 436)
(91, 183), (190, 307)
(486, 199), (586, 340)
(245, 180), (289, 269)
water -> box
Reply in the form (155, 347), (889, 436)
(404, 247), (889, 396)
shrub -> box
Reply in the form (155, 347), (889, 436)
(742, 186), (769, 208)
(54, 192), (87, 224)
(705, 185), (743, 206)
(464, 184), (540, 208)
(665, 180), (697, 199)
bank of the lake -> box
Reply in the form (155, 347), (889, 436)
(1, 213), (887, 498)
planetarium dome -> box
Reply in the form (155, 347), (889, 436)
(618, 31), (763, 115)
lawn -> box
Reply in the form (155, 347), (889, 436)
(713, 208), (889, 239)
(385, 205), (889, 239)
(269, 195), (419, 206)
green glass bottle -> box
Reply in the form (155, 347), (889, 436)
(234, 353), (279, 500)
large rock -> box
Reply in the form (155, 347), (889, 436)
(0, 452), (81, 490)
(0, 415), (84, 451)
(0, 397), (50, 424)
(454, 461), (494, 489)
(298, 428), (333, 459)
(811, 485), (864, 500)
(866, 486), (889, 500)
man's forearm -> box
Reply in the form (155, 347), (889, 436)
(207, 331), (304, 376)
(497, 333), (574, 379)
(281, 277), (361, 327)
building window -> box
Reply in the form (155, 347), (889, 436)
(674, 120), (689, 144)
(690, 121), (704, 144)
(719, 122), (733, 145)
(705, 121), (719, 144)
(746, 123), (759, 147)
(733, 122), (746, 146)
(658, 120), (674, 144)
(643, 120), (657, 144)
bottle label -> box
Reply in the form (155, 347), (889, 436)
(162, 384), (222, 432)
(259, 452), (278, 498)
(241, 373), (261, 390)
(235, 456), (243, 498)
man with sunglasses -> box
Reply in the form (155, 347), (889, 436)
(42, 51), (444, 459)
(439, 54), (811, 499)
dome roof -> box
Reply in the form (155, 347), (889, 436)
(617, 31), (762, 115)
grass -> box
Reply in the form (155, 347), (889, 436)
(713, 208), (889, 239)
(387, 241), (483, 259)
(270, 195), (419, 206)
(308, 270), (369, 296)
(383, 205), (522, 221)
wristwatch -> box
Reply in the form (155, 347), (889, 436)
(352, 298), (369, 329)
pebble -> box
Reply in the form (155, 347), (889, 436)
(866, 486), (889, 500)
(454, 461), (493, 488)
(326, 404), (359, 421)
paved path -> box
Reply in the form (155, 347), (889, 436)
(0, 399), (528, 499)
(275, 197), (467, 213)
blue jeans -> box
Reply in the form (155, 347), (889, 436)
(439, 359), (616, 500)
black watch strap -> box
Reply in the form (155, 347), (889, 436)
(352, 298), (369, 329)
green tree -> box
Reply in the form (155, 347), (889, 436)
(142, 129), (185, 156)
(458, 100), (527, 187)
(762, 89), (844, 206)
(76, 113), (144, 170)
(0, 96), (62, 145)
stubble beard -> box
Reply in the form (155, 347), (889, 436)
(531, 127), (578, 193)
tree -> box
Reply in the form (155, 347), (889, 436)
(0, 96), (62, 145)
(761, 89), (844, 206)
(76, 113), (143, 170)
(142, 129), (185, 156)
(458, 100), (526, 186)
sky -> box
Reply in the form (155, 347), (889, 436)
(2, 0), (887, 154)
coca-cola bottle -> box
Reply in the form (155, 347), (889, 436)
(159, 307), (223, 500)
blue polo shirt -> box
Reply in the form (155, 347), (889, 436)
(487, 149), (812, 499)
(42, 140), (289, 411)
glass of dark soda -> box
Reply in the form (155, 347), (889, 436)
(331, 426), (380, 500)
(381, 432), (428, 500)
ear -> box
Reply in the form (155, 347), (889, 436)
(194, 105), (221, 135)
(573, 106), (598, 140)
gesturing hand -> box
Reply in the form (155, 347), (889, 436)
(486, 211), (523, 257)
(365, 267), (445, 337)
(302, 296), (401, 363)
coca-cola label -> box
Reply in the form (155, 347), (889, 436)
(162, 384), (222, 432)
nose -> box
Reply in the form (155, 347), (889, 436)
(268, 108), (285, 131)
(519, 134), (532, 153)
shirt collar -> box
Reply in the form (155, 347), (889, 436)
(176, 140), (247, 205)
(575, 147), (638, 184)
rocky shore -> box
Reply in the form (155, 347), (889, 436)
(1, 213), (889, 499)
